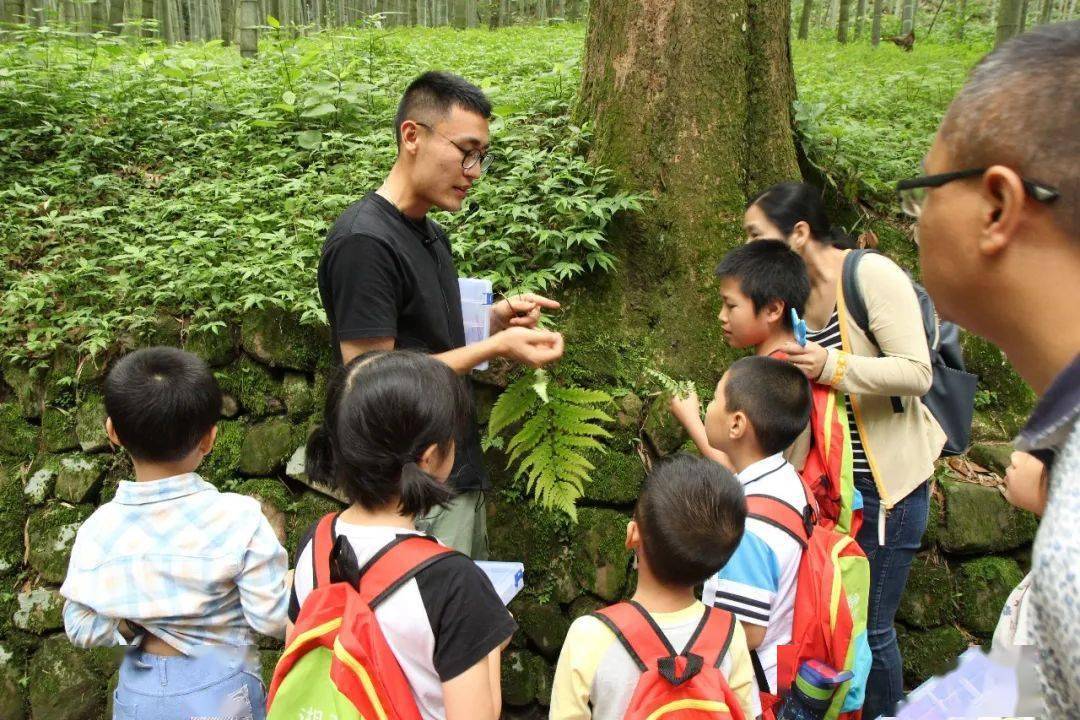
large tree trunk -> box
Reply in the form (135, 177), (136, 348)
(838, 0), (851, 41)
(901, 0), (915, 32)
(871, 0), (884, 43)
(854, 0), (866, 37)
(996, 0), (1023, 43)
(574, 0), (800, 382)
(798, 0), (813, 38)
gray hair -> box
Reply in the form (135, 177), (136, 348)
(940, 21), (1079, 235)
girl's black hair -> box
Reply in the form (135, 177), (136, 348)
(748, 181), (857, 250)
(305, 350), (469, 516)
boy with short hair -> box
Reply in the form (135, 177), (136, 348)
(61, 347), (289, 718)
(699, 356), (814, 708)
(549, 454), (758, 720)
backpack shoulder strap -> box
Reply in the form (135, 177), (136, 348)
(311, 512), (340, 589)
(592, 601), (676, 672)
(356, 534), (457, 608)
(745, 494), (811, 548)
(841, 248), (873, 338)
(684, 606), (736, 669)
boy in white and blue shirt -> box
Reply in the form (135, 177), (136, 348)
(694, 356), (813, 703)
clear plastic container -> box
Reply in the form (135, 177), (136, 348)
(895, 646), (1020, 719)
(475, 561), (525, 606)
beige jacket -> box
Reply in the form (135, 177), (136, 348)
(817, 251), (946, 509)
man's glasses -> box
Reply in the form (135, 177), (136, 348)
(897, 168), (1060, 219)
(415, 122), (494, 174)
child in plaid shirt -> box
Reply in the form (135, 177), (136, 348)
(61, 347), (289, 720)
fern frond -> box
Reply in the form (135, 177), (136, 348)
(488, 376), (541, 436)
(550, 386), (612, 405)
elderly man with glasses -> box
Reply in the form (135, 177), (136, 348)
(902, 21), (1078, 716)
(316, 71), (565, 559)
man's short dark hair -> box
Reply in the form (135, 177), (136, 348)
(724, 356), (812, 456)
(940, 21), (1079, 236)
(394, 71), (492, 147)
(635, 454), (746, 588)
(104, 347), (221, 463)
(716, 240), (810, 330)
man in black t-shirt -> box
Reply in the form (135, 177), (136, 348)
(318, 71), (564, 558)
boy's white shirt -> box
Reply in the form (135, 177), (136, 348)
(702, 453), (807, 695)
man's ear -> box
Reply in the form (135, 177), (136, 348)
(980, 165), (1027, 257)
(399, 120), (421, 156)
(625, 519), (641, 551)
(761, 298), (786, 327)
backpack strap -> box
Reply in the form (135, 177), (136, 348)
(355, 534), (457, 608)
(840, 249), (873, 343)
(684, 606), (736, 669)
(311, 512), (340, 589)
(745, 495), (812, 549)
(592, 601), (676, 673)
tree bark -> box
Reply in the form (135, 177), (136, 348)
(575, 0), (800, 382)
(901, 0), (915, 32)
(238, 0), (258, 55)
(996, 0), (1023, 43)
(871, 0), (884, 43)
(855, 0), (866, 37)
(798, 0), (813, 38)
(838, 0), (851, 41)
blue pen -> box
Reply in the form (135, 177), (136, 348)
(791, 308), (808, 347)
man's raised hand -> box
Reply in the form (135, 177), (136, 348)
(491, 293), (561, 331)
(497, 326), (564, 368)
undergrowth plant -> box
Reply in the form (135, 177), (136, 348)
(486, 369), (613, 519)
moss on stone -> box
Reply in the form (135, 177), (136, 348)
(0, 403), (38, 457)
(239, 418), (298, 476)
(54, 454), (107, 505)
(897, 624), (969, 688)
(241, 308), (331, 372)
(13, 587), (64, 634)
(0, 463), (28, 577)
(921, 480), (944, 549)
(286, 491), (344, 556)
(26, 502), (94, 584)
(501, 649), (551, 708)
(185, 326), (238, 367)
(202, 420), (246, 486)
(516, 599), (571, 661)
(488, 498), (571, 595)
(0, 643), (27, 720)
(27, 635), (119, 720)
(567, 594), (606, 621)
(896, 554), (955, 629)
(281, 373), (315, 420)
(41, 407), (79, 453)
(571, 507), (631, 601)
(73, 392), (109, 454)
(962, 334), (1036, 438)
(214, 356), (284, 419)
(2, 363), (45, 419)
(236, 477), (293, 544)
(584, 435), (645, 504)
(24, 456), (60, 506)
(641, 395), (689, 457)
(939, 479), (1038, 555)
(958, 556), (1024, 637)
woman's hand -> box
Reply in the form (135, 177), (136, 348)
(1001, 451), (1048, 516)
(779, 341), (829, 381)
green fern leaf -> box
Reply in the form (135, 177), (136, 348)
(488, 377), (541, 436)
(550, 386), (612, 405)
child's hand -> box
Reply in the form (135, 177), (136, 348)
(780, 341), (828, 381)
(668, 389), (701, 425)
(1001, 451), (1048, 516)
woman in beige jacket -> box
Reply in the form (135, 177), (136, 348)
(744, 182), (946, 719)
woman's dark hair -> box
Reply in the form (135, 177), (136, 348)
(305, 350), (470, 516)
(748, 182), (874, 250)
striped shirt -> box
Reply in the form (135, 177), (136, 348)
(807, 310), (873, 485)
(60, 473), (289, 654)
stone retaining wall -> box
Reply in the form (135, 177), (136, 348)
(0, 309), (1035, 719)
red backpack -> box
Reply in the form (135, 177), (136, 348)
(745, 493), (870, 720)
(266, 513), (456, 720)
(592, 601), (748, 720)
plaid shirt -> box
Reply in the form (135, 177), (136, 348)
(60, 472), (288, 654)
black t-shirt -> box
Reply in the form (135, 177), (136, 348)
(318, 193), (488, 492)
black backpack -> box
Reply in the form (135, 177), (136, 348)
(841, 249), (977, 457)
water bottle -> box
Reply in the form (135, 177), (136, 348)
(776, 660), (853, 720)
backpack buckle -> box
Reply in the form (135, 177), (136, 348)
(657, 652), (704, 687)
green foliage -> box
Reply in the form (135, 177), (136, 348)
(0, 24), (640, 375)
(644, 368), (695, 398)
(488, 370), (613, 519)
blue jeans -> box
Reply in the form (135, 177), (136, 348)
(113, 647), (266, 720)
(855, 477), (930, 720)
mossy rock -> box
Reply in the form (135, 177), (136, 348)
(550, 547), (581, 605)
(962, 334), (1035, 438)
(24, 459), (58, 506)
(958, 556), (1024, 637)
(73, 392), (109, 454)
(99, 455), (134, 504)
(571, 508), (631, 601)
(28, 635), (118, 720)
(214, 356), (284, 419)
(641, 396), (688, 457)
(568, 594), (606, 621)
(282, 373), (315, 420)
(13, 586), (64, 634)
(897, 554), (955, 629)
(41, 407), (79, 453)
(2, 363), (45, 419)
(261, 649), (283, 689)
(488, 498), (571, 593)
(55, 454), (108, 505)
(130, 313), (183, 348)
(0, 403), (38, 457)
(235, 478), (293, 545)
(967, 443), (1014, 476)
(501, 649), (551, 707)
(286, 491), (344, 556)
(185, 327), (237, 367)
(584, 449), (645, 505)
(239, 418), (298, 476)
(26, 503), (94, 584)
(939, 479), (1038, 554)
(0, 643), (27, 720)
(0, 464), (28, 577)
(517, 600), (571, 661)
(202, 420), (246, 486)
(241, 307), (331, 372)
(615, 392), (644, 429)
(921, 482), (943, 549)
(897, 624), (969, 688)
